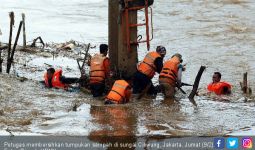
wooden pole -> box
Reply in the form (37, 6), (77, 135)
(7, 21), (23, 74)
(117, 5), (138, 77)
(188, 66), (206, 107)
(22, 13), (26, 48)
(108, 0), (119, 71)
(109, 0), (138, 78)
(0, 50), (2, 73)
(243, 72), (248, 94)
(7, 12), (14, 73)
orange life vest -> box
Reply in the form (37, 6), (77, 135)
(137, 51), (161, 79)
(44, 69), (67, 89)
(89, 54), (107, 84)
(106, 80), (130, 104)
(159, 56), (180, 85)
(207, 81), (232, 95)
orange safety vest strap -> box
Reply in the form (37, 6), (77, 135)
(51, 69), (68, 89)
(141, 61), (156, 71)
(106, 80), (129, 104)
(159, 56), (180, 84)
(138, 52), (161, 78)
(90, 54), (107, 83)
(111, 90), (126, 103)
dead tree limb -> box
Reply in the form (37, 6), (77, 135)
(6, 21), (23, 74)
(188, 66), (206, 107)
(77, 43), (90, 88)
(7, 12), (14, 73)
(82, 43), (91, 69)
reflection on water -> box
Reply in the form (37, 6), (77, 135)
(88, 105), (137, 149)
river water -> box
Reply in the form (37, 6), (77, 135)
(0, 0), (255, 141)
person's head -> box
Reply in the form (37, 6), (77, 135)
(156, 46), (166, 58)
(213, 72), (221, 83)
(47, 68), (55, 79)
(171, 53), (183, 63)
(100, 44), (108, 56)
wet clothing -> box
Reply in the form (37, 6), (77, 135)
(159, 56), (182, 98)
(44, 69), (79, 89)
(159, 56), (182, 86)
(90, 83), (106, 97)
(105, 80), (131, 104)
(89, 54), (110, 84)
(159, 81), (175, 99)
(137, 52), (162, 79)
(44, 69), (67, 89)
(89, 54), (110, 97)
(133, 52), (163, 95)
(207, 81), (232, 95)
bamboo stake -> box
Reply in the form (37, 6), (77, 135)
(243, 72), (248, 94)
(22, 13), (26, 48)
(6, 21), (23, 74)
(7, 12), (14, 73)
(240, 72), (252, 95)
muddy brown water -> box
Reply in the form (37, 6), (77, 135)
(0, 0), (255, 146)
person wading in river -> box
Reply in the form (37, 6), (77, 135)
(44, 68), (80, 90)
(104, 76), (132, 105)
(132, 46), (166, 96)
(88, 44), (110, 97)
(207, 72), (231, 95)
(159, 53), (185, 101)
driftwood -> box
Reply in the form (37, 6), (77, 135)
(31, 36), (45, 48)
(188, 66), (206, 107)
(7, 12), (14, 73)
(22, 13), (26, 48)
(240, 72), (252, 95)
(6, 21), (23, 74)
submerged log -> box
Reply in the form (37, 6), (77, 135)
(188, 66), (206, 107)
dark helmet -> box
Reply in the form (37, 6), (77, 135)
(156, 46), (166, 55)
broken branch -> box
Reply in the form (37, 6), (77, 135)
(188, 66), (206, 107)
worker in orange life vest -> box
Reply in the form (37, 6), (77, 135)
(159, 53), (185, 99)
(44, 68), (80, 89)
(207, 72), (232, 95)
(132, 46), (166, 95)
(104, 76), (132, 105)
(88, 44), (110, 97)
